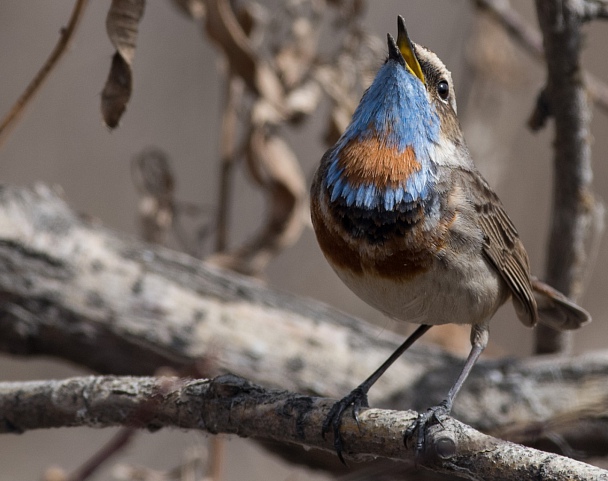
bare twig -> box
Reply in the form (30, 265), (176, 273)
(208, 127), (306, 275)
(214, 74), (244, 254)
(1, 374), (607, 480)
(201, 0), (309, 275)
(0, 0), (89, 148)
(207, 438), (224, 481)
(473, 0), (608, 115)
(197, 0), (376, 274)
(132, 148), (215, 256)
(533, 1), (596, 354)
(67, 428), (137, 481)
(474, 0), (543, 54)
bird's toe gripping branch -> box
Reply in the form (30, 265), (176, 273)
(404, 399), (452, 455)
(321, 386), (370, 465)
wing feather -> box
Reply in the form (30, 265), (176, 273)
(459, 169), (538, 326)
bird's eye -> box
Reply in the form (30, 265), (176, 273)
(437, 80), (450, 101)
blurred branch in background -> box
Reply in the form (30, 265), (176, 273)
(132, 149), (176, 246)
(533, 0), (598, 354)
(63, 428), (138, 481)
(132, 145), (224, 481)
(215, 74), (244, 254)
(112, 446), (216, 481)
(173, 0), (384, 275)
(132, 148), (216, 257)
(473, 0), (608, 115)
(472, 0), (603, 355)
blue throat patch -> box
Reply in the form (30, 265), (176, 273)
(325, 58), (440, 211)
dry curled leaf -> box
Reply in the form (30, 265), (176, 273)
(101, 0), (146, 128)
(193, 0), (378, 273)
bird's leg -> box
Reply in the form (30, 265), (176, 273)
(322, 324), (432, 464)
(404, 322), (489, 454)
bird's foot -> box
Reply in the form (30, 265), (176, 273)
(322, 386), (369, 465)
(404, 399), (452, 455)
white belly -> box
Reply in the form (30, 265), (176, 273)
(330, 255), (508, 326)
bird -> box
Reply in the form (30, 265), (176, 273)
(310, 15), (591, 463)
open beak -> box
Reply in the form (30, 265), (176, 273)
(390, 15), (425, 85)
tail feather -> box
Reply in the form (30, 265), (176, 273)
(531, 276), (591, 330)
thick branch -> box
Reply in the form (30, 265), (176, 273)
(0, 185), (607, 458)
(1, 374), (606, 480)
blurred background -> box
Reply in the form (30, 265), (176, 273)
(0, 0), (606, 479)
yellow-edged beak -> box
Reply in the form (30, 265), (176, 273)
(396, 15), (425, 84)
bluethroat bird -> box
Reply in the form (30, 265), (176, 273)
(310, 16), (591, 462)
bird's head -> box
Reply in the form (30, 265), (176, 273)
(389, 16), (458, 117)
(324, 16), (465, 211)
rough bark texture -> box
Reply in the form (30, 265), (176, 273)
(1, 374), (607, 480)
(0, 185), (433, 398)
(0, 185), (607, 474)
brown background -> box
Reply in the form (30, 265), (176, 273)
(0, 1), (606, 479)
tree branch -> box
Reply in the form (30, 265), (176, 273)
(533, 0), (596, 354)
(0, 0), (89, 147)
(1, 374), (606, 480)
(0, 184), (607, 464)
(473, 0), (608, 115)
(579, 0), (608, 21)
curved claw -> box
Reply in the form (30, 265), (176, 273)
(404, 401), (451, 455)
(321, 387), (370, 465)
